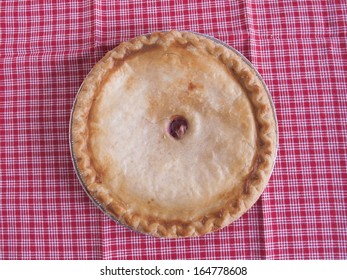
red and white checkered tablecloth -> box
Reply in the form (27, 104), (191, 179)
(1, 0), (346, 260)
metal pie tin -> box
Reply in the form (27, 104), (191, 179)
(69, 31), (278, 233)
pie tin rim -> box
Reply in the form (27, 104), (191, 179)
(69, 30), (279, 236)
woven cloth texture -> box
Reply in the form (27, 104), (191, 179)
(0, 0), (346, 259)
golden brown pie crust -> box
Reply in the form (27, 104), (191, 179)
(71, 31), (277, 238)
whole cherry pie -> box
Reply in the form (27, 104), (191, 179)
(70, 31), (277, 237)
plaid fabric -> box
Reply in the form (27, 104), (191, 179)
(1, 0), (346, 260)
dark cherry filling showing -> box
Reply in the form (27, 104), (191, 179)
(168, 115), (188, 139)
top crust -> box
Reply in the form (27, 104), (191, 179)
(71, 31), (277, 237)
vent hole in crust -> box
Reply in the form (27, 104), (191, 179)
(167, 115), (188, 140)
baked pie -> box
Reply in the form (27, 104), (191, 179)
(70, 31), (277, 237)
